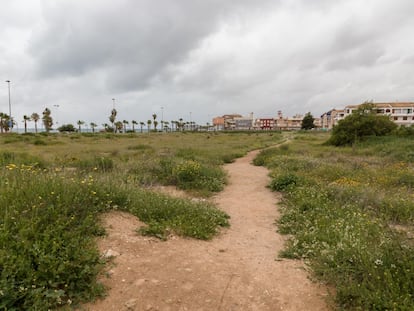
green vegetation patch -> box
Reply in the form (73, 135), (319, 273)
(255, 133), (414, 310)
(0, 131), (282, 309)
(0, 164), (229, 309)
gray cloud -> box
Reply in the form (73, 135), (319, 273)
(1, 0), (413, 128)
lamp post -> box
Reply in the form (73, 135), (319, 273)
(111, 98), (116, 133)
(5, 80), (12, 130)
(161, 106), (164, 132)
(53, 104), (60, 127)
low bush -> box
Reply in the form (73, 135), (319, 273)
(269, 173), (299, 191)
(172, 160), (226, 194)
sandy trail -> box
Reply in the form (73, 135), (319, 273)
(83, 150), (329, 311)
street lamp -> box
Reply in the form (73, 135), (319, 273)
(5, 80), (12, 129)
(53, 104), (60, 126)
(112, 98), (115, 109)
(161, 106), (164, 132)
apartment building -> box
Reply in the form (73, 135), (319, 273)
(320, 109), (345, 130)
(344, 102), (414, 126)
(273, 111), (306, 130)
(254, 118), (275, 130)
(321, 102), (414, 130)
(212, 114), (254, 130)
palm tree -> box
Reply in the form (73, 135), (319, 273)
(0, 113), (10, 133)
(109, 108), (117, 133)
(140, 121), (145, 133)
(147, 120), (152, 133)
(154, 120), (158, 131)
(122, 120), (129, 133)
(102, 123), (110, 132)
(23, 115), (31, 133)
(179, 118), (184, 131)
(42, 108), (53, 132)
(152, 114), (157, 131)
(90, 122), (97, 133)
(131, 120), (138, 132)
(31, 113), (40, 133)
(163, 121), (170, 132)
(77, 120), (85, 132)
(115, 121), (123, 133)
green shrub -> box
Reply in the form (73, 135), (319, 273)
(326, 103), (397, 146)
(269, 173), (299, 191)
(172, 160), (226, 193)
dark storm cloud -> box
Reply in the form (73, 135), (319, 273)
(29, 0), (275, 92)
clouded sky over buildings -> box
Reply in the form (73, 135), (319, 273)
(1, 0), (413, 127)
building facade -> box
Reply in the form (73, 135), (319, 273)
(321, 102), (414, 130)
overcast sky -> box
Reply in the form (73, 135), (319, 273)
(1, 0), (413, 128)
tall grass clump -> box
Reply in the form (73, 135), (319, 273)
(255, 133), (414, 310)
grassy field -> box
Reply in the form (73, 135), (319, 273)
(0, 131), (282, 310)
(255, 132), (414, 310)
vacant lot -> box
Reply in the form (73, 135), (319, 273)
(0, 131), (282, 309)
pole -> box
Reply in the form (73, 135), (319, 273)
(161, 107), (164, 132)
(5, 80), (11, 129)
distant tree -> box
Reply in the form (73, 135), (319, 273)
(109, 109), (117, 133)
(31, 113), (40, 133)
(102, 123), (113, 132)
(90, 122), (97, 133)
(58, 124), (76, 132)
(178, 118), (184, 131)
(23, 115), (31, 133)
(301, 112), (315, 130)
(0, 113), (11, 133)
(152, 114), (157, 130)
(131, 120), (138, 132)
(122, 120), (129, 133)
(326, 102), (397, 146)
(42, 108), (53, 132)
(115, 121), (123, 133)
(147, 119), (152, 133)
(77, 120), (85, 132)
(139, 121), (145, 133)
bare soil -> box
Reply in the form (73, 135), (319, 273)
(82, 150), (330, 311)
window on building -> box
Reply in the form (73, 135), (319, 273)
(403, 116), (408, 121)
(386, 109), (391, 113)
(394, 117), (398, 120)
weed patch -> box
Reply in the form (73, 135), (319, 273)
(257, 133), (414, 310)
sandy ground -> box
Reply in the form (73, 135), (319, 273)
(82, 150), (330, 311)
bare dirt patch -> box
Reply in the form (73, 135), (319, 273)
(82, 150), (330, 311)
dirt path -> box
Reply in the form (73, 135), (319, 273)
(83, 150), (329, 311)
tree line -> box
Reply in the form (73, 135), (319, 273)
(0, 107), (199, 134)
